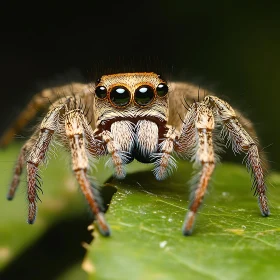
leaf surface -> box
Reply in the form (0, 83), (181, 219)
(85, 162), (280, 280)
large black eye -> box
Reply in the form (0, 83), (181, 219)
(95, 86), (107, 99)
(134, 85), (154, 106)
(110, 86), (131, 107)
(156, 83), (168, 97)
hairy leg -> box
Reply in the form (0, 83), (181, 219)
(152, 125), (178, 180)
(24, 104), (63, 223)
(0, 83), (91, 147)
(7, 97), (108, 229)
(234, 108), (270, 171)
(65, 109), (110, 236)
(168, 82), (269, 170)
(204, 95), (269, 216)
(7, 144), (28, 200)
(176, 103), (216, 235)
(7, 100), (64, 201)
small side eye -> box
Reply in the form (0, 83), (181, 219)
(95, 86), (107, 99)
(157, 73), (165, 80)
(134, 85), (154, 106)
(156, 83), (168, 97)
(95, 77), (101, 86)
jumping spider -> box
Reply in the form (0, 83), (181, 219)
(4, 72), (269, 236)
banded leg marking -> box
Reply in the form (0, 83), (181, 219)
(7, 145), (27, 200)
(179, 103), (215, 235)
(101, 130), (126, 179)
(65, 110), (110, 236)
(153, 126), (178, 180)
(205, 96), (269, 216)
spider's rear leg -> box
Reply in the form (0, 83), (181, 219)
(176, 103), (216, 236)
(65, 110), (110, 236)
(204, 95), (269, 216)
(0, 83), (91, 147)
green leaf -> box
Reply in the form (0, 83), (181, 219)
(85, 162), (280, 280)
(0, 143), (92, 271)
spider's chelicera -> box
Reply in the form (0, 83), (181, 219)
(6, 72), (269, 236)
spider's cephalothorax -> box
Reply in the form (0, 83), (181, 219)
(93, 73), (170, 168)
(6, 72), (269, 236)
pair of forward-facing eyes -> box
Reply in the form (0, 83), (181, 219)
(94, 82), (169, 108)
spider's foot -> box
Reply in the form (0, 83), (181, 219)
(27, 202), (37, 224)
(260, 207), (270, 217)
(258, 194), (270, 217)
(182, 211), (195, 237)
(96, 213), (111, 237)
(27, 213), (36, 224)
(182, 228), (193, 236)
(6, 193), (14, 201)
(7, 178), (20, 200)
(27, 219), (35, 224)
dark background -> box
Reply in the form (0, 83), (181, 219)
(0, 2), (279, 167)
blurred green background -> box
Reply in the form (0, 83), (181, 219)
(1, 1), (280, 279)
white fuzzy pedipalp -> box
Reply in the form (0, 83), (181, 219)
(135, 120), (159, 157)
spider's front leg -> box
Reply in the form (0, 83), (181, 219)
(65, 114), (130, 236)
(8, 98), (113, 236)
(204, 96), (269, 216)
(176, 103), (216, 236)
(64, 109), (113, 236)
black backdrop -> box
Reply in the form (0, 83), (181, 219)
(1, 1), (280, 170)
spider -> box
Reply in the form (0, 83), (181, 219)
(4, 72), (269, 236)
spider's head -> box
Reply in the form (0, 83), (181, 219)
(93, 72), (169, 128)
